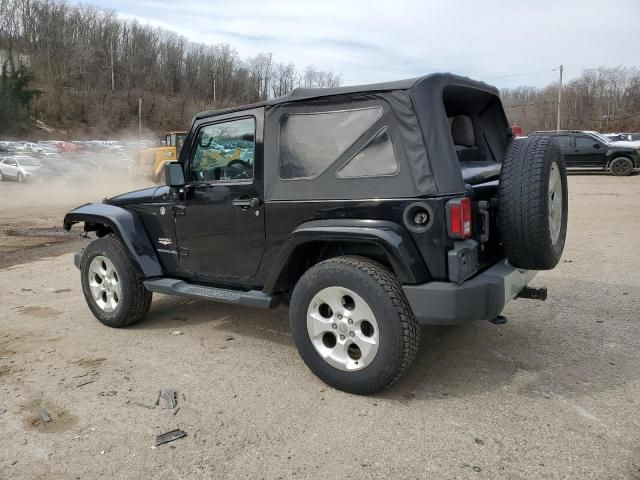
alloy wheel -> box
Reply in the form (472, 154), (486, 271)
(306, 286), (379, 372)
(87, 256), (122, 313)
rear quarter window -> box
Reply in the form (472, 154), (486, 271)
(279, 107), (382, 180)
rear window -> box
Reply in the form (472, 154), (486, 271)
(279, 107), (382, 180)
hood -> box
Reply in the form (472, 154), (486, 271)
(609, 140), (640, 149)
(104, 186), (169, 205)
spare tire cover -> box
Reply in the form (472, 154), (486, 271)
(498, 135), (568, 270)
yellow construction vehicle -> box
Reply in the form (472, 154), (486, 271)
(135, 131), (187, 182)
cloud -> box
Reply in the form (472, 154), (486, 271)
(97, 0), (639, 88)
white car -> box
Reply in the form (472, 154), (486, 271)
(0, 156), (42, 182)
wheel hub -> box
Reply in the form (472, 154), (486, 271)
(306, 286), (379, 372)
(87, 256), (122, 313)
(548, 162), (563, 245)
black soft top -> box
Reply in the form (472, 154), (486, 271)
(190, 73), (509, 199)
(195, 73), (500, 119)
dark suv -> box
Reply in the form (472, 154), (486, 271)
(65, 73), (567, 394)
(534, 130), (640, 176)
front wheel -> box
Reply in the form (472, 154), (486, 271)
(17, 173), (24, 183)
(609, 157), (634, 176)
(80, 235), (152, 327)
(290, 256), (420, 395)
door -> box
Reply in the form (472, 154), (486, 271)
(573, 136), (606, 168)
(175, 114), (265, 280)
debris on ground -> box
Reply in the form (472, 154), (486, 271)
(155, 429), (187, 446)
(173, 407), (180, 416)
(159, 389), (177, 409)
(171, 331), (184, 335)
(37, 404), (52, 423)
(0, 407), (7, 415)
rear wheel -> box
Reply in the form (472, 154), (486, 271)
(17, 173), (24, 183)
(80, 235), (152, 327)
(0, 170), (4, 181)
(609, 157), (634, 176)
(290, 256), (420, 395)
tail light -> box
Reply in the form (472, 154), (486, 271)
(447, 197), (472, 239)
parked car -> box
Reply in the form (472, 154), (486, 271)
(603, 132), (640, 148)
(0, 155), (42, 182)
(534, 130), (640, 175)
(65, 73), (567, 394)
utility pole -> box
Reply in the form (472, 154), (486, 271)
(556, 64), (563, 131)
(138, 97), (142, 138)
(110, 40), (115, 92)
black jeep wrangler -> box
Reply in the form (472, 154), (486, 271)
(64, 73), (568, 394)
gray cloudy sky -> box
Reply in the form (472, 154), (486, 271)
(97, 0), (639, 88)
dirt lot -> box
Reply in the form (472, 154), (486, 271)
(1, 174), (639, 479)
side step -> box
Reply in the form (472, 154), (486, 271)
(143, 278), (278, 309)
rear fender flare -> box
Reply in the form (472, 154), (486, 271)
(63, 203), (163, 278)
(263, 219), (429, 294)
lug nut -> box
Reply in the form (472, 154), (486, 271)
(332, 324), (337, 329)
(348, 319), (353, 325)
(337, 314), (343, 320)
(340, 334), (345, 340)
(349, 331), (355, 337)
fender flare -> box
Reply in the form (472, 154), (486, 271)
(263, 219), (429, 293)
(63, 203), (163, 278)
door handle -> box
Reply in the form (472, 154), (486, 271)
(232, 197), (260, 208)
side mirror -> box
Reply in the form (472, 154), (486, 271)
(164, 162), (185, 188)
(593, 143), (601, 149)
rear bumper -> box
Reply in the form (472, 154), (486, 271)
(403, 259), (537, 326)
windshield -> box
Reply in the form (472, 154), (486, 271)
(17, 157), (41, 166)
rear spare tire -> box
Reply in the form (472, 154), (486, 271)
(498, 135), (568, 270)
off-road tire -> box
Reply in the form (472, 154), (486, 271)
(80, 235), (152, 328)
(609, 157), (634, 176)
(499, 135), (568, 270)
(290, 255), (420, 395)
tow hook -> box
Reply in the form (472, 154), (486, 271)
(517, 286), (548, 301)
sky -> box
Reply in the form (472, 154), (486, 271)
(88, 0), (639, 89)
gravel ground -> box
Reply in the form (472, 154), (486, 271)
(0, 174), (639, 479)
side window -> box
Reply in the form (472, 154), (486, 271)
(279, 107), (383, 180)
(555, 135), (571, 151)
(190, 117), (255, 182)
(337, 128), (399, 178)
(576, 137), (596, 149)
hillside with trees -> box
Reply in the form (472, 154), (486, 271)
(1, 0), (639, 138)
(502, 66), (640, 134)
(0, 0), (341, 137)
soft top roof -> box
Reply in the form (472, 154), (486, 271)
(195, 72), (500, 120)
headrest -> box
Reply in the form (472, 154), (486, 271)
(451, 115), (475, 147)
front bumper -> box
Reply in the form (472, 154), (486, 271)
(403, 259), (537, 326)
